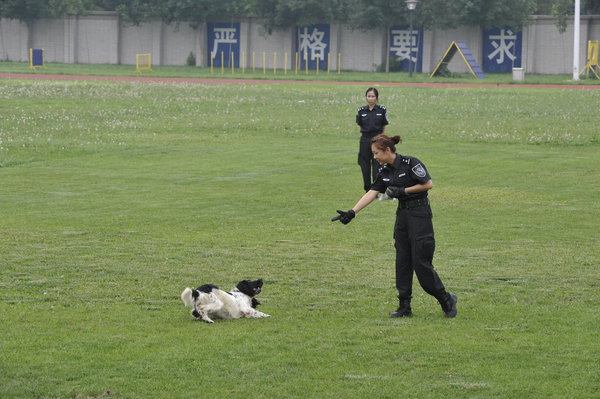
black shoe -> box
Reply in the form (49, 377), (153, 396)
(390, 307), (413, 318)
(390, 299), (412, 318)
(443, 293), (458, 318)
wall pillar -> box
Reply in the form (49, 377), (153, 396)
(151, 21), (163, 65)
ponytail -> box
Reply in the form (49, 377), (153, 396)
(371, 134), (402, 153)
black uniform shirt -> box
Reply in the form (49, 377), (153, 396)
(356, 105), (389, 135)
(371, 154), (431, 200)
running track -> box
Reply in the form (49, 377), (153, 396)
(2, 72), (600, 90)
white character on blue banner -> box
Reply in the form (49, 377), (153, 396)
(389, 26), (423, 72)
(208, 23), (240, 67)
(483, 27), (522, 73)
(297, 24), (330, 70)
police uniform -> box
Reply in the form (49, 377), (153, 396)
(356, 105), (389, 191)
(371, 154), (454, 312)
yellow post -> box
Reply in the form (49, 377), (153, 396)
(284, 52), (288, 74)
(305, 51), (308, 74)
(221, 52), (224, 75)
(316, 57), (319, 75)
(231, 52), (235, 74)
(210, 52), (214, 75)
(263, 52), (266, 74)
(295, 52), (299, 74)
(273, 52), (277, 74)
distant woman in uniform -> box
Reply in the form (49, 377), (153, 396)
(332, 134), (458, 318)
(355, 87), (389, 192)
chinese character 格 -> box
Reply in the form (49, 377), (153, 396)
(298, 27), (327, 61)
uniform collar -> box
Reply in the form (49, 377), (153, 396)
(389, 154), (404, 169)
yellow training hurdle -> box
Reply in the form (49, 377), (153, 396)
(135, 53), (152, 73)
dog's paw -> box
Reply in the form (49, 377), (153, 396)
(191, 310), (201, 318)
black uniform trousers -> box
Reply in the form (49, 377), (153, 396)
(358, 133), (380, 192)
(393, 202), (447, 302)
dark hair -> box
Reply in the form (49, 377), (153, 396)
(371, 134), (402, 153)
(365, 87), (379, 99)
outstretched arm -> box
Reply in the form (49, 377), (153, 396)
(352, 190), (379, 214)
(332, 190), (379, 224)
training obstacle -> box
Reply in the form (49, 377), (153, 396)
(430, 41), (485, 79)
(580, 40), (600, 80)
(29, 48), (45, 69)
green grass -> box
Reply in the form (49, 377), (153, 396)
(1, 78), (599, 399)
(2, 60), (600, 85)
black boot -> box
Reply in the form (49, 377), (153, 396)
(439, 292), (458, 318)
(390, 299), (412, 318)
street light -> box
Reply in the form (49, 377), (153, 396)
(406, 0), (418, 77)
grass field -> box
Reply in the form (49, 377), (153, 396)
(3, 60), (600, 85)
(1, 76), (599, 399)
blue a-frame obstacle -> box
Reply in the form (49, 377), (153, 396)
(430, 41), (485, 79)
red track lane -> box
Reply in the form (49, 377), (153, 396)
(2, 72), (600, 89)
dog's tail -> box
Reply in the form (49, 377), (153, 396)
(181, 287), (197, 307)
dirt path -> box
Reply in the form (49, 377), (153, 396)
(2, 72), (600, 90)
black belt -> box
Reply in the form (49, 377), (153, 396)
(397, 198), (429, 209)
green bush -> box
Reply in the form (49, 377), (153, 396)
(186, 51), (196, 66)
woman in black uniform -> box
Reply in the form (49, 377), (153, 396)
(332, 134), (458, 318)
(356, 88), (389, 192)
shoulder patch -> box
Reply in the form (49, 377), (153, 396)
(412, 163), (427, 178)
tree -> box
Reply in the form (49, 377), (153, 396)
(416, 0), (538, 30)
(339, 0), (541, 32)
(250, 0), (349, 33)
(156, 0), (249, 27)
(546, 0), (600, 32)
(0, 0), (52, 21)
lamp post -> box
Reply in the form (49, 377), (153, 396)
(406, 0), (418, 77)
(573, 0), (581, 81)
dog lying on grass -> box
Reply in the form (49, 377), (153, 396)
(181, 279), (270, 323)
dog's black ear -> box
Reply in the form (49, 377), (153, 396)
(197, 284), (219, 294)
(236, 280), (248, 291)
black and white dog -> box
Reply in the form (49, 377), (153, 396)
(181, 279), (270, 323)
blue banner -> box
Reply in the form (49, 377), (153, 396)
(297, 24), (330, 70)
(208, 22), (240, 68)
(389, 26), (423, 72)
(483, 27), (522, 72)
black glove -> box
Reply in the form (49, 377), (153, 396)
(331, 209), (356, 225)
(385, 186), (408, 198)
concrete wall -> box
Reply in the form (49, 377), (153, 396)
(1, 12), (600, 74)
(0, 18), (29, 61)
(338, 26), (385, 72)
